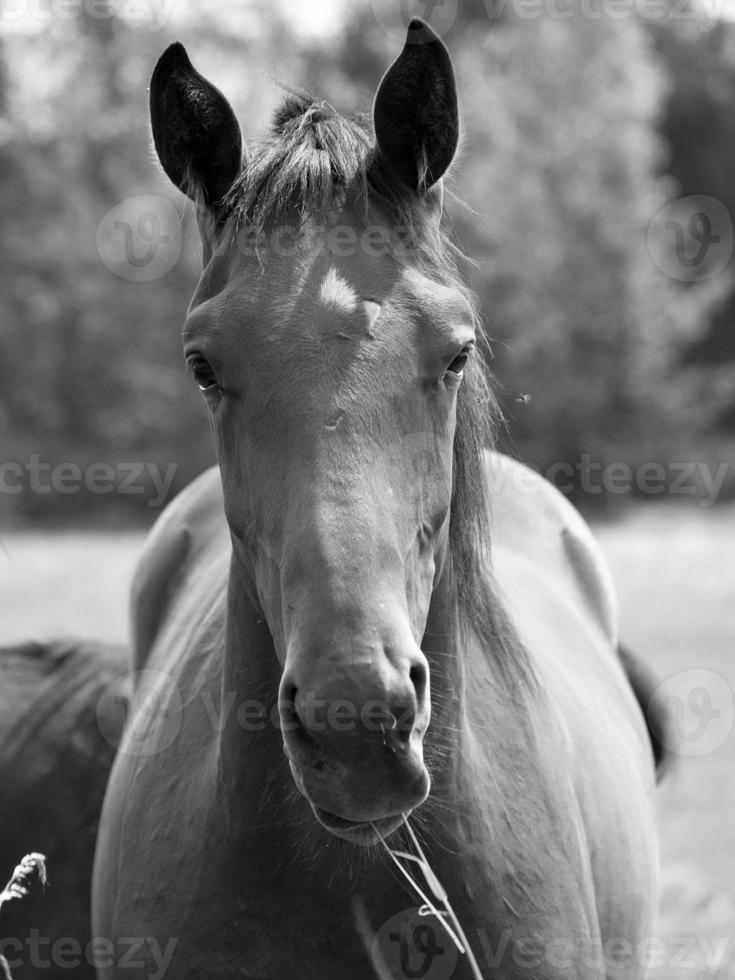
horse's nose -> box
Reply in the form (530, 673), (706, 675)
(281, 651), (429, 755)
(278, 649), (430, 814)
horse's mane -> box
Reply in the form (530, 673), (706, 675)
(223, 93), (535, 690)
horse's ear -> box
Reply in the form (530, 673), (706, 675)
(150, 43), (243, 208)
(373, 18), (459, 194)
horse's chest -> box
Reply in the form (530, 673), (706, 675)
(106, 798), (605, 980)
(109, 846), (431, 979)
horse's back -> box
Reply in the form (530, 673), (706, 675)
(486, 452), (649, 758)
(486, 452), (618, 644)
(0, 640), (128, 980)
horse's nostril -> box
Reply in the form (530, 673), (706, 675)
(388, 698), (418, 746)
(409, 660), (428, 703)
(282, 680), (296, 701)
(280, 680), (320, 755)
(393, 716), (413, 746)
(280, 679), (298, 723)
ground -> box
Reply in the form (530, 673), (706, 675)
(1, 504), (733, 979)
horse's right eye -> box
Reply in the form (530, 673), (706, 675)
(187, 355), (219, 392)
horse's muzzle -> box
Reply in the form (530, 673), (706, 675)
(287, 755), (429, 844)
(279, 651), (431, 842)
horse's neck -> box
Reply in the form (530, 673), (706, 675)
(216, 553), (285, 813)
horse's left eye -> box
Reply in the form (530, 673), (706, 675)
(187, 355), (219, 392)
(446, 345), (473, 377)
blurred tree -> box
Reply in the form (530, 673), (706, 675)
(1, 6), (225, 524)
(648, 17), (735, 429)
(0, 17), (204, 523)
(453, 11), (693, 485)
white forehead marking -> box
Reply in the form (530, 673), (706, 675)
(361, 300), (382, 331)
(319, 267), (358, 311)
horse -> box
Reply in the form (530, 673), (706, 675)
(0, 640), (128, 980)
(92, 20), (663, 979)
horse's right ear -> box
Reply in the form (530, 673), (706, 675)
(150, 43), (243, 208)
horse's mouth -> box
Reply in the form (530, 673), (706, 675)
(312, 805), (404, 845)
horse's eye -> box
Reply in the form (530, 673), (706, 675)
(187, 355), (219, 392)
(446, 345), (473, 378)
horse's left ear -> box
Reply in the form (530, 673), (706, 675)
(150, 43), (243, 208)
(373, 18), (459, 194)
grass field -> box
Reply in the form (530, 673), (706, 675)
(1, 505), (734, 977)
(595, 506), (735, 979)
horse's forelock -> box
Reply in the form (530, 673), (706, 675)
(223, 93), (372, 234)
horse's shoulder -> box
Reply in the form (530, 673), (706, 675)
(131, 466), (226, 672)
(485, 452), (618, 644)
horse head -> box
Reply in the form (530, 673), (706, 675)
(149, 20), (481, 844)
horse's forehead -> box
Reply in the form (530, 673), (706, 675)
(255, 257), (472, 334)
(187, 229), (474, 351)
(316, 267), (360, 313)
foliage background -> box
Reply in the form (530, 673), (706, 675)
(0, 0), (733, 526)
